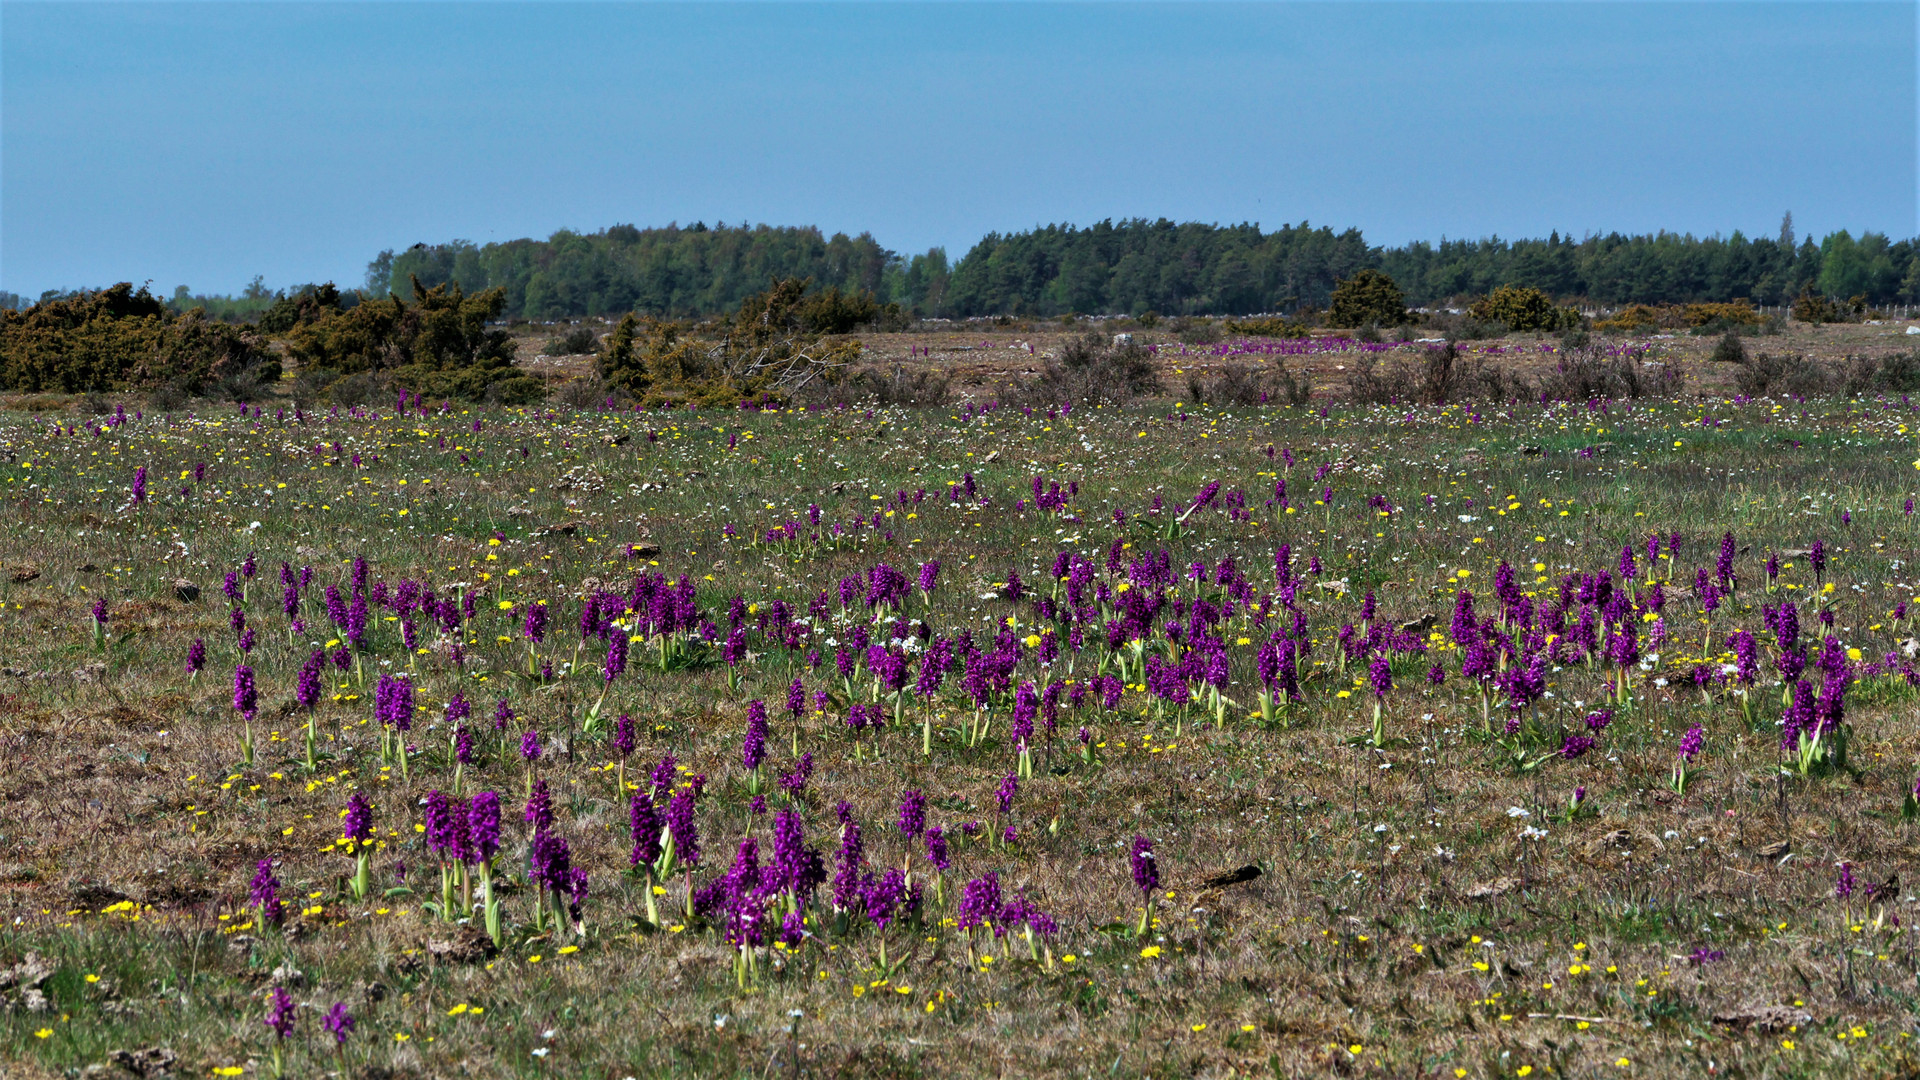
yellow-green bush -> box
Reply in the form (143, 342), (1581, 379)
(284, 277), (542, 403)
(0, 283), (276, 394)
(1470, 285), (1582, 332)
(1223, 316), (1310, 338)
(598, 279), (863, 406)
(1682, 300), (1761, 327)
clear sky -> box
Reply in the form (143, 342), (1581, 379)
(2, 2), (1914, 298)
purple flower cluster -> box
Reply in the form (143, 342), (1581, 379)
(468, 791), (501, 861)
(666, 788), (700, 869)
(232, 665), (258, 722)
(957, 871), (1001, 932)
(343, 791), (374, 845)
(1367, 654), (1392, 699)
(424, 789), (480, 864)
(603, 630), (628, 684)
(743, 700), (769, 771)
(897, 789), (927, 839)
(295, 649), (325, 711)
(779, 751), (814, 798)
(524, 779), (554, 831)
(629, 792), (662, 868)
(264, 985), (296, 1039)
(1677, 724), (1704, 762)
(994, 770), (1019, 815)
(249, 858), (284, 925)
(375, 674), (413, 731)
(1130, 835), (1158, 897)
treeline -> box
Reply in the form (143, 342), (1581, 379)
(10, 216), (1915, 325)
(1378, 225), (1912, 312)
(366, 223), (946, 322)
(364, 217), (1915, 320)
(943, 220), (1372, 317)
(945, 219), (1916, 316)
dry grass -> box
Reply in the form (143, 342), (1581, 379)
(3, 336), (1920, 1077)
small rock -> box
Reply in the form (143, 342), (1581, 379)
(1197, 865), (1262, 890)
(1587, 829), (1631, 853)
(1466, 876), (1515, 899)
(1713, 1005), (1811, 1032)
(0, 952), (54, 996)
(109, 1046), (178, 1077)
(71, 882), (132, 908)
(425, 925), (499, 964)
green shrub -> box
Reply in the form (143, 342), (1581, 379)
(1470, 285), (1581, 333)
(1683, 300), (1761, 327)
(1187, 362), (1312, 406)
(1842, 351), (1920, 395)
(813, 365), (951, 407)
(1710, 331), (1748, 365)
(1326, 269), (1407, 328)
(1171, 317), (1222, 344)
(0, 283), (277, 394)
(1736, 352), (1836, 397)
(1010, 330), (1160, 405)
(1537, 345), (1679, 399)
(598, 279), (865, 406)
(285, 277), (541, 403)
(1791, 286), (1841, 324)
(796, 286), (881, 335)
(596, 313), (709, 398)
(1223, 316), (1309, 338)
(256, 283), (351, 334)
(542, 326), (600, 356)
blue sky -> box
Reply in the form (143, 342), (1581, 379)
(2, 2), (1914, 297)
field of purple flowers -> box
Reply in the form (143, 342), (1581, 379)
(3, 380), (1920, 1078)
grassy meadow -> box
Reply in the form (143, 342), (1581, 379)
(4, 354), (1920, 1078)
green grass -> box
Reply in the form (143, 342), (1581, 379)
(1, 383), (1920, 1078)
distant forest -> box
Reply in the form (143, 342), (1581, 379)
(369, 216), (1915, 319)
(9, 215), (1915, 322)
